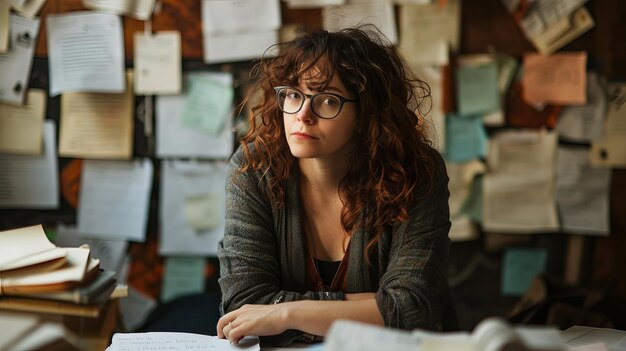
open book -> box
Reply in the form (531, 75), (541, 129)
(0, 225), (67, 275)
(325, 318), (567, 351)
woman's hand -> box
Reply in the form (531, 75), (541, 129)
(217, 303), (291, 344)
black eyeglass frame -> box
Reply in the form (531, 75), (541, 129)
(273, 85), (358, 120)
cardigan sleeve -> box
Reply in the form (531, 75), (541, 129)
(375, 152), (452, 330)
(218, 148), (343, 314)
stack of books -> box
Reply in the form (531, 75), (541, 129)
(0, 225), (119, 318)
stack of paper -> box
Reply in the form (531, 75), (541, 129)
(0, 225), (120, 318)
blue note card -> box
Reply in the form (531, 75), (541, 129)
(445, 114), (488, 163)
(501, 248), (547, 296)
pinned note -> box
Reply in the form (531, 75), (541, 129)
(184, 193), (221, 231)
(502, 248), (547, 296)
(181, 75), (233, 136)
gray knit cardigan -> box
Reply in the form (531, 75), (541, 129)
(218, 146), (451, 345)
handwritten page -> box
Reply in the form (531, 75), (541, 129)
(77, 159), (153, 242)
(182, 74), (233, 136)
(445, 115), (488, 163)
(82, 0), (156, 20)
(556, 72), (606, 143)
(134, 31), (181, 95)
(556, 147), (611, 236)
(161, 257), (205, 303)
(107, 333), (260, 351)
(201, 0), (281, 64)
(483, 130), (559, 233)
(446, 160), (485, 241)
(58, 71), (134, 159)
(522, 52), (587, 106)
(0, 0), (8, 52)
(46, 12), (125, 96)
(10, 0), (46, 18)
(156, 72), (234, 159)
(323, 1), (398, 45)
(399, 0), (460, 65)
(456, 55), (500, 116)
(159, 160), (228, 256)
(411, 65), (445, 151)
(0, 13), (40, 105)
(0, 89), (46, 154)
(562, 326), (626, 350)
(590, 83), (626, 168)
(0, 120), (59, 209)
(53, 224), (129, 275)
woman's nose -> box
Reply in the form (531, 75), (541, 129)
(296, 98), (316, 124)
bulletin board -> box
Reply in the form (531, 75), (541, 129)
(2, 0), (626, 330)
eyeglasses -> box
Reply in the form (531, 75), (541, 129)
(274, 86), (358, 120)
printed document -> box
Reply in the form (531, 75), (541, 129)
(0, 13), (40, 105)
(0, 120), (59, 209)
(0, 89), (46, 155)
(46, 12), (125, 96)
(82, 0), (156, 20)
(78, 159), (153, 242)
(134, 31), (181, 95)
(483, 130), (559, 233)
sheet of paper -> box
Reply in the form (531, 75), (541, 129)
(0, 89), (46, 154)
(82, 0), (156, 20)
(518, 0), (588, 38)
(562, 326), (626, 350)
(483, 129), (559, 233)
(184, 193), (221, 231)
(156, 74), (234, 159)
(0, 120), (59, 209)
(53, 224), (129, 274)
(77, 158), (153, 242)
(118, 286), (157, 331)
(323, 1), (398, 45)
(411, 65), (445, 151)
(107, 332), (260, 351)
(0, 0), (8, 52)
(456, 55), (500, 116)
(58, 71), (134, 159)
(501, 247), (547, 296)
(46, 12), (125, 96)
(181, 74), (233, 136)
(134, 31), (181, 95)
(590, 83), (626, 168)
(159, 160), (228, 256)
(201, 0), (280, 34)
(285, 0), (345, 8)
(522, 52), (587, 106)
(161, 257), (205, 303)
(483, 53), (518, 127)
(568, 343), (609, 351)
(446, 160), (485, 241)
(556, 147), (610, 235)
(445, 115), (488, 163)
(0, 14), (40, 105)
(399, 0), (460, 65)
(203, 29), (278, 64)
(10, 0), (46, 18)
(0, 311), (39, 351)
(556, 72), (606, 143)
(529, 6), (594, 55)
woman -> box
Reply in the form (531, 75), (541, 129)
(217, 26), (452, 345)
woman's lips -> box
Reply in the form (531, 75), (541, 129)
(291, 131), (318, 140)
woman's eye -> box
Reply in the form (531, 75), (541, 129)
(286, 92), (301, 100)
(322, 97), (339, 106)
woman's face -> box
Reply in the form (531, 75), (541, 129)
(283, 73), (358, 161)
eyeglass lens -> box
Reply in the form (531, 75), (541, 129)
(277, 87), (342, 119)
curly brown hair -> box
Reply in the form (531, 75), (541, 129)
(238, 26), (440, 255)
